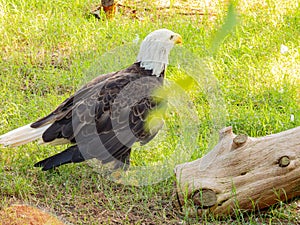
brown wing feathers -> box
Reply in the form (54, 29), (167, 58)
(33, 63), (164, 170)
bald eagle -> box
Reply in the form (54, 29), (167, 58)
(0, 29), (182, 171)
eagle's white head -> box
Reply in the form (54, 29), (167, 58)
(136, 29), (182, 77)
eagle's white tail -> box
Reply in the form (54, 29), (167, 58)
(0, 123), (51, 147)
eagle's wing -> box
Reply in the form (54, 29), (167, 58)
(129, 97), (165, 145)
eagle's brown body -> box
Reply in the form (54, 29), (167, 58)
(33, 62), (164, 170)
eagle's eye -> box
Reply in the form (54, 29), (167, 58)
(170, 35), (174, 40)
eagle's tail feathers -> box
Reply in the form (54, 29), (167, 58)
(0, 123), (51, 147)
(34, 145), (84, 171)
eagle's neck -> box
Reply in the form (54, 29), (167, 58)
(136, 41), (174, 77)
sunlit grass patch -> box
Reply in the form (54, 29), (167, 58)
(0, 0), (299, 223)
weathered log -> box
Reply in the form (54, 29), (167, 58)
(174, 126), (300, 217)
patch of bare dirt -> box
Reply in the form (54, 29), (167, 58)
(0, 204), (65, 225)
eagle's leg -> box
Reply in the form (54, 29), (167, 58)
(113, 148), (131, 170)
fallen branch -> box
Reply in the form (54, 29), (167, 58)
(174, 126), (300, 217)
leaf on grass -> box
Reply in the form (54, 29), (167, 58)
(210, 2), (238, 55)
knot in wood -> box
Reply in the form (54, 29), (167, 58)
(233, 134), (248, 147)
(192, 189), (217, 208)
(278, 156), (290, 167)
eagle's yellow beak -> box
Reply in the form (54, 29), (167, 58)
(174, 35), (183, 45)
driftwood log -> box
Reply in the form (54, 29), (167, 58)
(174, 126), (300, 217)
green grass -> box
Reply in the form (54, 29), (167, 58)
(0, 0), (299, 224)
